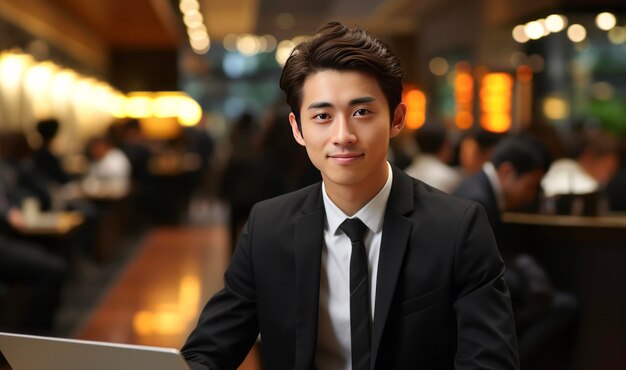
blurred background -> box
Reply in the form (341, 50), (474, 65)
(1, 0), (626, 369)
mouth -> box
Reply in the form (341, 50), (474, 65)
(327, 153), (364, 164)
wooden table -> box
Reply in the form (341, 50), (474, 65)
(18, 211), (84, 236)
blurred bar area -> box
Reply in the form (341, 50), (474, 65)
(1, 0), (626, 369)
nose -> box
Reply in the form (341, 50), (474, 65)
(332, 115), (357, 146)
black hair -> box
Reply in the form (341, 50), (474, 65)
(492, 135), (550, 174)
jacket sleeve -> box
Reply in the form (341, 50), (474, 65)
(452, 203), (520, 370)
(182, 205), (260, 370)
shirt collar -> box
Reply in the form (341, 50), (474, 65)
(322, 162), (393, 235)
(483, 162), (506, 212)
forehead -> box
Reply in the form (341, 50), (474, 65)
(300, 70), (385, 106)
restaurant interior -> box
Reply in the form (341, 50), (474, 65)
(1, 0), (626, 369)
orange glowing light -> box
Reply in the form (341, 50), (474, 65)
(516, 65), (533, 83)
(455, 111), (474, 129)
(453, 66), (475, 130)
(480, 72), (512, 133)
(402, 87), (426, 130)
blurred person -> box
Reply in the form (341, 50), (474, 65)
(182, 22), (518, 370)
(83, 135), (131, 199)
(455, 128), (505, 176)
(404, 119), (462, 193)
(32, 119), (101, 263)
(220, 111), (262, 244)
(182, 117), (215, 196)
(116, 119), (156, 227)
(542, 131), (620, 215)
(253, 102), (321, 198)
(0, 148), (66, 334)
(119, 119), (152, 186)
(0, 133), (52, 211)
(221, 105), (321, 246)
(33, 118), (71, 186)
(454, 135), (578, 370)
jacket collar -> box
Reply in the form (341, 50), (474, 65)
(370, 167), (414, 369)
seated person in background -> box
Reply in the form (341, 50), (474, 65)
(404, 120), (462, 193)
(83, 135), (132, 199)
(33, 118), (71, 186)
(1, 162), (66, 334)
(456, 128), (505, 176)
(454, 135), (578, 370)
(541, 131), (619, 215)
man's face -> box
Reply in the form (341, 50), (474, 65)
(289, 70), (404, 195)
(502, 168), (544, 211)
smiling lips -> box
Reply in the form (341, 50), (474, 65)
(328, 153), (364, 164)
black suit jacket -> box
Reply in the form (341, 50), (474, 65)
(453, 171), (502, 242)
(182, 167), (519, 369)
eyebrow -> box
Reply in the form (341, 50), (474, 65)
(306, 96), (376, 110)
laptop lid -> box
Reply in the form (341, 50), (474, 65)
(0, 332), (190, 370)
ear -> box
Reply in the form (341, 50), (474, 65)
(289, 112), (306, 146)
(390, 103), (406, 138)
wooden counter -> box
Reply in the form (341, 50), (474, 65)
(503, 212), (626, 370)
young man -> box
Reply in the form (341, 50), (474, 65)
(182, 22), (519, 370)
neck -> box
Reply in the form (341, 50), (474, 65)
(324, 163), (389, 216)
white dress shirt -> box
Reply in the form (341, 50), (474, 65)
(404, 153), (462, 193)
(314, 163), (393, 370)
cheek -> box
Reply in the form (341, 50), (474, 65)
(521, 183), (537, 201)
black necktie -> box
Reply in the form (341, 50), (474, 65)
(340, 218), (371, 370)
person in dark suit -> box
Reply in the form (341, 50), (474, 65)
(454, 135), (578, 369)
(182, 22), (519, 370)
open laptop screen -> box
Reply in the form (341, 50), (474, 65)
(0, 332), (190, 370)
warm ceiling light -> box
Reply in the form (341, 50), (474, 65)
(183, 10), (204, 29)
(191, 36), (210, 54)
(179, 0), (199, 14)
(543, 97), (569, 120)
(275, 40), (295, 66)
(545, 14), (567, 32)
(188, 28), (208, 41)
(222, 33), (238, 52)
(261, 35), (278, 52)
(567, 24), (587, 42)
(512, 25), (529, 43)
(524, 21), (545, 40)
(538, 19), (551, 36)
(236, 34), (260, 56)
(596, 12), (617, 31)
(429, 57), (449, 76)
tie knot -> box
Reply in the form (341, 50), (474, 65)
(339, 218), (368, 243)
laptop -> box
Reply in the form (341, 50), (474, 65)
(0, 332), (190, 370)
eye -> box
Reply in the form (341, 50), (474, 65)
(314, 113), (331, 120)
(354, 108), (371, 116)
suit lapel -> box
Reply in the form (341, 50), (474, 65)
(371, 168), (414, 369)
(295, 184), (325, 370)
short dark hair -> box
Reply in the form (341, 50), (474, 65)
(415, 120), (447, 154)
(492, 135), (550, 175)
(279, 22), (404, 130)
(36, 118), (60, 143)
